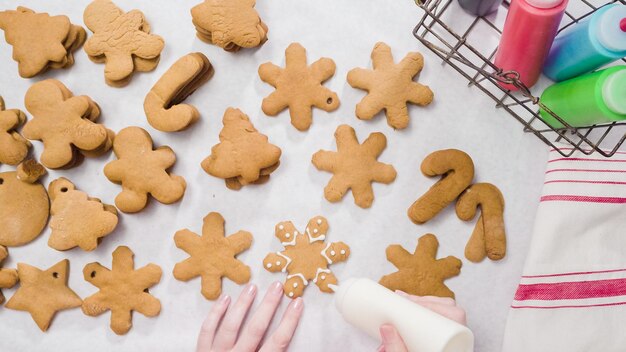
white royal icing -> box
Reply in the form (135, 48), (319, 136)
(317, 218), (323, 225)
(278, 224), (284, 230)
(276, 252), (292, 272)
(312, 268), (331, 283)
(340, 249), (346, 255)
(287, 273), (308, 286)
(321, 243), (333, 264)
(266, 263), (272, 268)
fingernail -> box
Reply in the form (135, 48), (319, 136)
(290, 297), (303, 311)
(245, 284), (257, 296)
(270, 281), (283, 295)
(380, 324), (394, 343)
(219, 294), (230, 305)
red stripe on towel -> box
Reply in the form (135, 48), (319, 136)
(522, 268), (626, 279)
(544, 180), (626, 186)
(550, 148), (626, 155)
(548, 158), (626, 163)
(540, 195), (626, 203)
(511, 301), (626, 309)
(515, 278), (626, 301)
(546, 168), (626, 174)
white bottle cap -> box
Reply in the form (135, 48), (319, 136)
(525, 0), (565, 9)
(603, 69), (626, 115)
(597, 5), (626, 53)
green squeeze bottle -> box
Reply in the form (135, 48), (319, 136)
(539, 66), (626, 128)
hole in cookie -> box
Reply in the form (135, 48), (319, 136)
(90, 271), (96, 278)
(52, 272), (59, 278)
(0, 178), (3, 185)
(326, 97), (333, 105)
(143, 288), (149, 293)
(61, 187), (68, 193)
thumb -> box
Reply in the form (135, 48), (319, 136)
(379, 324), (408, 352)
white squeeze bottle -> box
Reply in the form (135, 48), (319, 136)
(333, 278), (474, 352)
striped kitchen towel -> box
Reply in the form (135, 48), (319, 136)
(502, 146), (626, 352)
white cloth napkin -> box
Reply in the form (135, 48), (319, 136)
(502, 145), (626, 352)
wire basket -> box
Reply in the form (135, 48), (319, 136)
(414, 0), (626, 157)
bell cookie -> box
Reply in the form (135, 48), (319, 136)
(144, 52), (214, 132)
(0, 164), (49, 247)
(456, 183), (506, 262)
(259, 43), (340, 131)
(347, 42), (434, 129)
(0, 7), (85, 78)
(48, 177), (118, 251)
(83, 0), (164, 86)
(6, 259), (82, 331)
(82, 246), (162, 335)
(312, 124), (397, 208)
(0, 246), (18, 305)
(191, 0), (268, 52)
(0, 96), (30, 165)
(263, 216), (350, 298)
(173, 212), (252, 300)
(22, 79), (114, 169)
(407, 149), (474, 224)
(380, 234), (461, 298)
(104, 126), (186, 213)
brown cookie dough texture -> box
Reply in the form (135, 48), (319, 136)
(201, 108), (282, 190)
(104, 126), (186, 213)
(145, 52), (214, 132)
(408, 149), (475, 224)
(259, 43), (340, 131)
(0, 96), (30, 165)
(173, 212), (252, 300)
(380, 234), (461, 298)
(82, 246), (162, 335)
(347, 42), (434, 130)
(48, 177), (118, 252)
(83, 0), (164, 86)
(312, 124), (397, 208)
(0, 246), (18, 305)
(263, 216), (350, 298)
(0, 7), (85, 78)
(0, 162), (49, 247)
(191, 0), (268, 52)
(456, 183), (506, 262)
(22, 79), (114, 169)
(6, 259), (82, 331)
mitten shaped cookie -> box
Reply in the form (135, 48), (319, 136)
(259, 43), (340, 131)
(263, 216), (350, 298)
(82, 246), (162, 335)
(191, 0), (268, 52)
(83, 0), (164, 86)
(48, 177), (118, 251)
(380, 234), (461, 298)
(408, 149), (474, 224)
(0, 246), (18, 305)
(348, 42), (434, 129)
(201, 108), (281, 190)
(456, 183), (506, 262)
(312, 124), (396, 208)
(173, 212), (252, 300)
(0, 97), (30, 165)
(104, 126), (186, 213)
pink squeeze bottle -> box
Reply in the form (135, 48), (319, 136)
(494, 0), (569, 90)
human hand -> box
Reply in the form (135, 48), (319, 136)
(196, 282), (304, 352)
(377, 292), (467, 352)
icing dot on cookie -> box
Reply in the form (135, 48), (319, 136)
(313, 229), (318, 234)
(293, 283), (298, 288)
(321, 275), (326, 280)
(289, 292), (294, 297)
(266, 263), (272, 268)
(317, 219), (322, 225)
(279, 225), (284, 230)
(294, 231), (299, 235)
(285, 233), (290, 238)
(276, 261), (281, 266)
(330, 250), (336, 256)
(340, 250), (346, 255)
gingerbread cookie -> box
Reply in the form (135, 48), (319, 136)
(456, 183), (506, 262)
(259, 43), (340, 131)
(191, 0), (268, 52)
(347, 42), (434, 129)
(83, 0), (164, 86)
(380, 234), (461, 298)
(201, 108), (281, 189)
(82, 246), (162, 335)
(0, 163), (49, 247)
(145, 53), (213, 132)
(22, 79), (113, 169)
(48, 177), (118, 251)
(0, 96), (30, 165)
(408, 149), (474, 224)
(6, 259), (82, 331)
(174, 212), (252, 300)
(104, 126), (186, 213)
(263, 216), (350, 298)
(312, 124), (396, 208)
(0, 246), (18, 305)
(16, 158), (47, 183)
(0, 7), (85, 77)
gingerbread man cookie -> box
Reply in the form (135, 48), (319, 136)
(48, 177), (118, 251)
(0, 246), (18, 305)
(6, 259), (82, 331)
(259, 43), (340, 131)
(380, 234), (461, 298)
(312, 124), (397, 208)
(83, 0), (164, 86)
(263, 216), (350, 298)
(104, 126), (186, 213)
(191, 0), (268, 52)
(174, 212), (252, 300)
(0, 96), (30, 165)
(347, 42), (434, 129)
